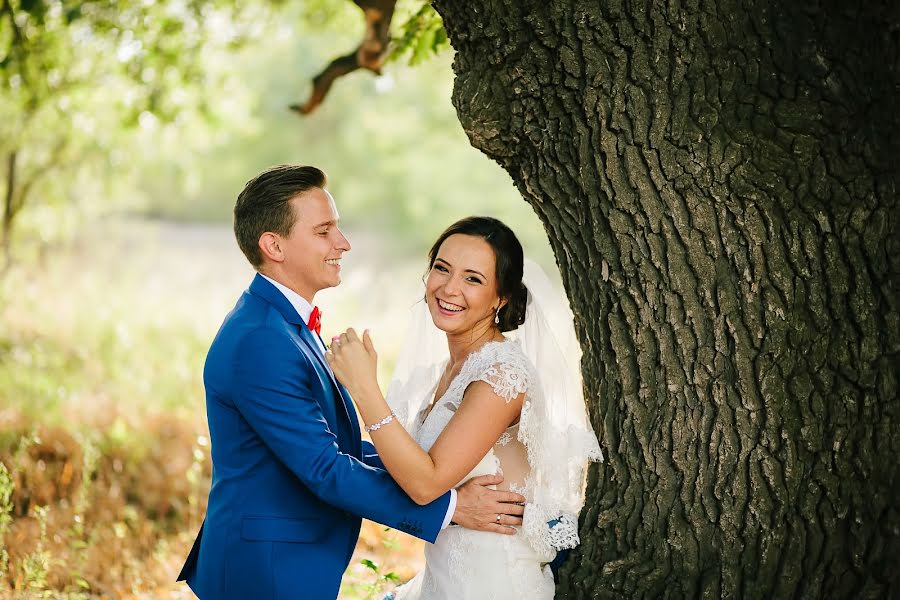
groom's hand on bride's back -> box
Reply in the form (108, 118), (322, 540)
(452, 474), (525, 535)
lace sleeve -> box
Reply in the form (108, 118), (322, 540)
(439, 341), (534, 411)
(476, 361), (529, 403)
(472, 342), (533, 403)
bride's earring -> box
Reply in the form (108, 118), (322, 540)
(494, 306), (500, 325)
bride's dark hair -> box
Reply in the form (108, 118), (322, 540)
(427, 216), (528, 332)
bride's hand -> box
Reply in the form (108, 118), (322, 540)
(325, 328), (379, 398)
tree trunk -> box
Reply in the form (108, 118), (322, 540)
(433, 1), (898, 597)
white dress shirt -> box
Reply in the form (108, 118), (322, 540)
(260, 274), (457, 528)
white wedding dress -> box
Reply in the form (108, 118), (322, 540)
(390, 339), (557, 600)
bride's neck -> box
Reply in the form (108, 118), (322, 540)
(445, 321), (503, 365)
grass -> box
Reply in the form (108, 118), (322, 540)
(0, 219), (432, 599)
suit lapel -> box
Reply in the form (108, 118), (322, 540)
(313, 332), (361, 443)
(304, 330), (361, 457)
(249, 275), (361, 457)
(335, 378), (361, 448)
(296, 323), (341, 389)
(294, 327), (360, 457)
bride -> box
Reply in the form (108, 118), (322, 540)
(326, 216), (602, 599)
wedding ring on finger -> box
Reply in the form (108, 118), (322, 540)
(495, 514), (501, 523)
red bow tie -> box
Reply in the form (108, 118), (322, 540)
(308, 306), (322, 335)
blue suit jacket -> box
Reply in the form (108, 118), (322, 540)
(178, 275), (450, 599)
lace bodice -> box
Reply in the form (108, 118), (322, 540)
(409, 339), (534, 494)
(391, 339), (557, 600)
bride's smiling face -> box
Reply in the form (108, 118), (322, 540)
(426, 234), (505, 335)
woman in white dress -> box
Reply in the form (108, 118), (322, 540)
(327, 217), (602, 599)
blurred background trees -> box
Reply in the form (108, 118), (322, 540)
(0, 0), (550, 266)
(0, 1), (554, 598)
(0, 0), (268, 266)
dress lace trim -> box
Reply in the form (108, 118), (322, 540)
(411, 339), (597, 558)
(445, 340), (533, 408)
(413, 340), (533, 451)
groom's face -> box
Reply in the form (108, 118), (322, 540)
(280, 187), (351, 301)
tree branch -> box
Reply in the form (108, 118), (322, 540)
(290, 0), (396, 115)
(3, 151), (15, 227)
(14, 139), (68, 214)
(2, 150), (18, 269)
(1, 0), (26, 75)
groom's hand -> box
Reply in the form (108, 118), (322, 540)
(453, 474), (525, 535)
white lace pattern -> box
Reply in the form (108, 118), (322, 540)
(391, 340), (555, 599)
(411, 340), (531, 455)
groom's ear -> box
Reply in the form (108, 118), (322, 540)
(258, 232), (285, 263)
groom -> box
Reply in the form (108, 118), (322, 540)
(177, 165), (526, 599)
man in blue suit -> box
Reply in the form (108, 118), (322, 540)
(178, 165), (525, 599)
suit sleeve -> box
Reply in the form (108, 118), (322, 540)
(361, 440), (386, 470)
(231, 327), (449, 542)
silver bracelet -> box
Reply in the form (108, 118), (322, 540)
(364, 412), (397, 433)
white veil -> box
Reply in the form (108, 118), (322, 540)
(385, 259), (603, 556)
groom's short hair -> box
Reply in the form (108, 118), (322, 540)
(234, 165), (327, 268)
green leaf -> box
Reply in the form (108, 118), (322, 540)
(64, 6), (82, 24)
(433, 27), (448, 48)
(20, 0), (45, 18)
(412, 27), (437, 65)
(390, 2), (449, 65)
(361, 558), (379, 572)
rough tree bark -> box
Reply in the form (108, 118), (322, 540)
(432, 1), (897, 598)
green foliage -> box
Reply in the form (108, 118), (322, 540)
(0, 229), (211, 425)
(0, 462), (13, 582)
(141, 3), (551, 261)
(66, 433), (99, 592)
(0, 418), (211, 596)
(73, 434), (100, 527)
(0, 0), (271, 257)
(354, 558), (402, 599)
(186, 435), (209, 530)
(391, 2), (450, 65)
(0, 0), (552, 269)
(0, 0), (263, 126)
(22, 505), (52, 595)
